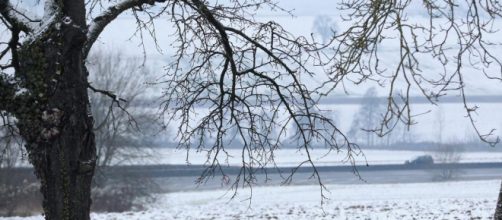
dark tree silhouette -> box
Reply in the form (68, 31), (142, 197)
(0, 1), (352, 219)
(1, 0), (502, 219)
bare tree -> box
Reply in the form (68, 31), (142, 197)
(1, 1), (502, 219)
(0, 125), (21, 169)
(433, 143), (463, 181)
(0, 1), (354, 219)
(348, 87), (385, 148)
(312, 15), (337, 44)
(87, 50), (160, 168)
(432, 109), (462, 181)
(87, 50), (160, 212)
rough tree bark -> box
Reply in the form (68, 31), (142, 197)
(12, 1), (96, 219)
(0, 0), (169, 219)
(495, 181), (502, 220)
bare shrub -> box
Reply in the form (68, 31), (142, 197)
(87, 50), (161, 212)
(433, 143), (463, 181)
(91, 179), (155, 213)
(0, 125), (41, 217)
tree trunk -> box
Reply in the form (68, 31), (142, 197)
(14, 1), (96, 219)
(495, 180), (502, 219)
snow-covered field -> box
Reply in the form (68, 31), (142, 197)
(12, 147), (502, 167)
(116, 148), (502, 167)
(3, 180), (499, 219)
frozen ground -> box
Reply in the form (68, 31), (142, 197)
(2, 180), (499, 219)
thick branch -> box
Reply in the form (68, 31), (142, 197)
(88, 83), (127, 103)
(84, 0), (167, 56)
(0, 0), (40, 33)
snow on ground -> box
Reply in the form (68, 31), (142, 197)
(12, 147), (502, 168)
(3, 180), (499, 219)
(154, 180), (499, 219)
(113, 148), (502, 167)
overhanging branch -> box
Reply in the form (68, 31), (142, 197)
(84, 0), (167, 56)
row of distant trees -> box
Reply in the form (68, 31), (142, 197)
(348, 87), (413, 148)
(192, 85), (492, 150)
(347, 87), (495, 150)
(311, 15), (489, 150)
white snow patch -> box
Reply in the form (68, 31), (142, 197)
(1, 180), (498, 219)
(102, 148), (502, 167)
